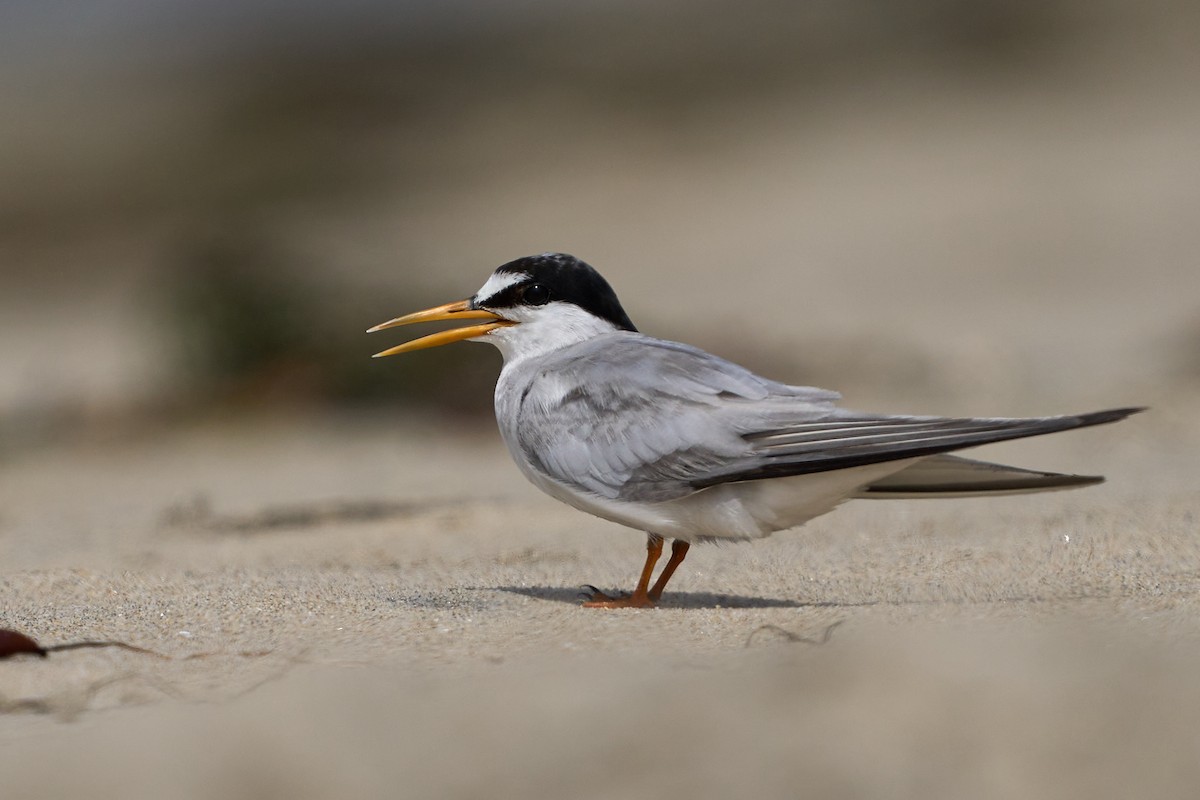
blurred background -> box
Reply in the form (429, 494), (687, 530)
(2, 0), (1198, 455)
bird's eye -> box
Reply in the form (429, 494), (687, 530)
(522, 283), (550, 306)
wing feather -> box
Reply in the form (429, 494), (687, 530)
(511, 332), (1143, 502)
(513, 335), (838, 501)
(692, 407), (1143, 488)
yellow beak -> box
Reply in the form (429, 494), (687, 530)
(367, 299), (515, 358)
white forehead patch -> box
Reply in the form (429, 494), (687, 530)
(474, 270), (528, 304)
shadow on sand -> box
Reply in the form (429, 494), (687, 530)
(492, 586), (1113, 610)
(493, 585), (810, 609)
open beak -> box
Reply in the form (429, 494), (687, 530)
(367, 299), (515, 358)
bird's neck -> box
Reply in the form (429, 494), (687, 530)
(483, 304), (623, 368)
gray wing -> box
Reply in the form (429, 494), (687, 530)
(514, 334), (840, 502)
(690, 407), (1142, 489)
(515, 333), (1142, 502)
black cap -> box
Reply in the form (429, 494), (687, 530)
(475, 253), (637, 332)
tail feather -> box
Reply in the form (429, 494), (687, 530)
(856, 454), (1104, 499)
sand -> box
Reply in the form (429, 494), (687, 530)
(2, 403), (1198, 799)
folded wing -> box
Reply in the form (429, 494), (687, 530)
(690, 407), (1142, 489)
(514, 335), (839, 502)
(514, 333), (1142, 503)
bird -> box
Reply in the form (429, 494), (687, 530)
(368, 253), (1142, 609)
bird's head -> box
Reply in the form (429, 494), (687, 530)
(368, 253), (637, 362)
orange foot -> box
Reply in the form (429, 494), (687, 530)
(580, 585), (656, 609)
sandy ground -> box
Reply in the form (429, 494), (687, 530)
(1, 401), (1198, 798)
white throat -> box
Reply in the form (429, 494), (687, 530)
(475, 302), (621, 366)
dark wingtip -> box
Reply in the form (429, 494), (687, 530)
(1057, 473), (1106, 489)
(1077, 407), (1148, 427)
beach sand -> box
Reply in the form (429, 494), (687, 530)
(2, 402), (1198, 798)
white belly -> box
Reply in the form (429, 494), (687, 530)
(517, 452), (917, 542)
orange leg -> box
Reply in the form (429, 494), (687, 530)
(583, 535), (663, 609)
(648, 540), (690, 602)
(583, 536), (691, 609)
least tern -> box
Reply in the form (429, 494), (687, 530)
(370, 253), (1142, 608)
